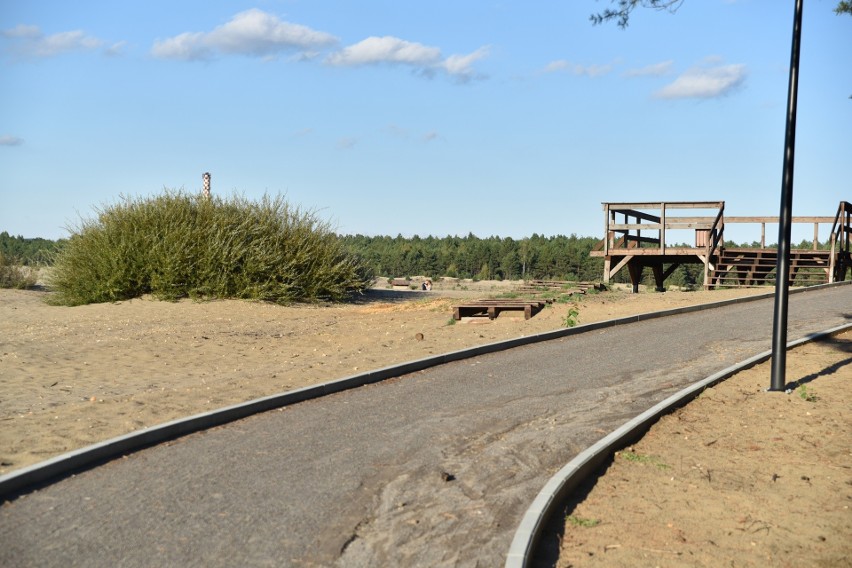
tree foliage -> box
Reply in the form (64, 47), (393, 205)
(341, 233), (604, 282)
(592, 1), (851, 27)
(590, 0), (683, 28)
(0, 231), (63, 265)
(16, 226), (829, 295)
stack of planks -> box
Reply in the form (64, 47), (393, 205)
(452, 299), (549, 321)
(513, 280), (598, 295)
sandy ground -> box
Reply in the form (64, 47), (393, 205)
(0, 280), (848, 565)
(551, 329), (852, 568)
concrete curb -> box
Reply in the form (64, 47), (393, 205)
(1, 280), (848, 499)
(504, 319), (852, 568)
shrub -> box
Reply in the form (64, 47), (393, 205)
(47, 191), (373, 305)
(0, 251), (39, 289)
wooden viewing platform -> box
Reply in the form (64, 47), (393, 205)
(589, 200), (851, 292)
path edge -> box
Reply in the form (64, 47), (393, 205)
(1, 281), (848, 499)
(504, 319), (852, 568)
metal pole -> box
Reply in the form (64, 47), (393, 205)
(202, 172), (211, 199)
(769, 0), (803, 392)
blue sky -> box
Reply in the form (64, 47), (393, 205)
(1, 1), (849, 244)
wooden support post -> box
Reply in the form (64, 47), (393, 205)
(702, 254), (711, 289)
(627, 259), (643, 294)
(651, 262), (665, 292)
(608, 255), (632, 281)
(828, 234), (836, 284)
(761, 223), (766, 248)
(660, 202), (666, 254)
(813, 222), (818, 250)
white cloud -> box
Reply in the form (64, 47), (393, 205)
(326, 36), (440, 67)
(0, 135), (24, 146)
(2, 24), (105, 57)
(625, 60), (674, 77)
(542, 59), (612, 77)
(655, 61), (747, 99)
(39, 30), (101, 55)
(104, 41), (127, 57)
(2, 24), (40, 39)
(151, 32), (211, 60)
(326, 36), (488, 81)
(149, 12), (485, 80)
(440, 46), (489, 82)
(337, 137), (357, 150)
(151, 9), (337, 61)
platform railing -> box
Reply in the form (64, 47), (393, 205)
(601, 201), (725, 256)
(828, 201), (852, 283)
(702, 204), (725, 287)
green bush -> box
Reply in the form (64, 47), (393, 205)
(0, 251), (39, 289)
(47, 191), (373, 306)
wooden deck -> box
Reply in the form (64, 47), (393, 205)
(453, 299), (549, 320)
(590, 201), (851, 291)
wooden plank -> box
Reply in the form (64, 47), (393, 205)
(519, 280), (596, 292)
(663, 222), (716, 230)
(610, 223), (662, 231)
(590, 248), (708, 257)
(610, 222), (718, 230)
(602, 201), (723, 210)
(453, 299), (547, 320)
(725, 216), (834, 223)
(622, 235), (659, 245)
(456, 301), (546, 307)
(609, 209), (661, 223)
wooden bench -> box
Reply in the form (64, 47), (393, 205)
(453, 299), (548, 321)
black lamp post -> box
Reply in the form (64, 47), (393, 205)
(770, 0), (804, 391)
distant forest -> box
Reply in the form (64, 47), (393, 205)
(3, 230), (831, 290)
(1, 230), (610, 282)
(0, 232), (64, 265)
(340, 233), (604, 282)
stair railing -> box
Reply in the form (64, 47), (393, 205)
(703, 202), (725, 287)
(828, 201), (852, 283)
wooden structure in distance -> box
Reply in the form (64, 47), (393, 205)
(589, 201), (851, 292)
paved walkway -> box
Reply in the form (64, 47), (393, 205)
(1, 286), (849, 567)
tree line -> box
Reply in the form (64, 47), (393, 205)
(0, 232), (64, 265)
(340, 233), (604, 282)
(1, 229), (609, 283)
(5, 228), (834, 290)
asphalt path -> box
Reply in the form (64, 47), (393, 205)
(1, 286), (850, 567)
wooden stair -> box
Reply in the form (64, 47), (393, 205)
(709, 248), (831, 288)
